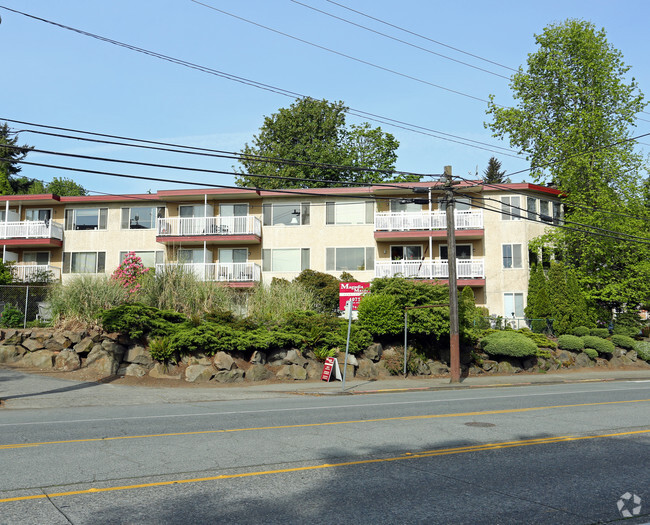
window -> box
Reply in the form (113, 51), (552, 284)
(25, 209), (51, 222)
(219, 248), (247, 264)
(552, 201), (562, 224)
(63, 252), (106, 273)
(501, 196), (521, 220)
(119, 251), (163, 268)
(263, 203), (310, 226)
(390, 245), (422, 260)
(178, 249), (209, 264)
(439, 197), (471, 211)
(64, 208), (108, 230)
(539, 200), (550, 220)
(326, 247), (374, 271)
(121, 206), (165, 230)
(24, 252), (50, 265)
(504, 292), (524, 318)
(179, 205), (208, 218)
(502, 244), (523, 268)
(220, 203), (248, 217)
(527, 197), (536, 221)
(326, 201), (373, 225)
(440, 244), (472, 260)
(391, 199), (423, 213)
(262, 248), (310, 272)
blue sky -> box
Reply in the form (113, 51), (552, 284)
(1, 0), (649, 196)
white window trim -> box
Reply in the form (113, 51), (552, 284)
(325, 201), (374, 226)
(219, 203), (249, 216)
(262, 248), (310, 272)
(63, 251), (106, 274)
(501, 196), (522, 221)
(263, 203), (310, 226)
(119, 250), (164, 267)
(326, 246), (375, 271)
(501, 243), (523, 269)
(64, 208), (109, 231)
(23, 251), (51, 265)
(503, 292), (525, 318)
(25, 208), (53, 222)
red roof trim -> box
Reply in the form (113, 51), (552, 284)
(0, 194), (60, 203)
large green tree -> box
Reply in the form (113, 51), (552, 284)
(236, 98), (409, 189)
(483, 156), (508, 183)
(486, 20), (650, 308)
(45, 177), (87, 196)
(0, 123), (32, 195)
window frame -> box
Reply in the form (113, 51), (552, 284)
(64, 208), (108, 231)
(121, 206), (165, 230)
(262, 248), (310, 272)
(325, 201), (374, 225)
(439, 244), (473, 260)
(502, 243), (523, 269)
(325, 247), (374, 271)
(25, 208), (52, 222)
(119, 250), (164, 268)
(62, 251), (106, 274)
(390, 245), (422, 261)
(262, 203), (310, 226)
(504, 292), (525, 318)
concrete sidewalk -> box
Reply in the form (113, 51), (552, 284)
(2, 366), (650, 410)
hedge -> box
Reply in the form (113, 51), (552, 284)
(571, 326), (590, 337)
(582, 335), (615, 355)
(583, 348), (598, 360)
(479, 331), (538, 358)
(557, 334), (584, 352)
(589, 328), (610, 339)
(611, 334), (636, 350)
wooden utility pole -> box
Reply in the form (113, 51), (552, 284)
(444, 165), (461, 383)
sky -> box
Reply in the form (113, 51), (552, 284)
(1, 0), (649, 196)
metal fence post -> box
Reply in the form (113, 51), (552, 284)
(23, 285), (29, 329)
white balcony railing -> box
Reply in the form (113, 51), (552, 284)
(375, 258), (485, 279)
(157, 216), (262, 237)
(374, 210), (483, 231)
(155, 262), (261, 282)
(0, 221), (64, 240)
(10, 264), (61, 282)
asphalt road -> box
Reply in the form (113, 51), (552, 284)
(1, 378), (649, 524)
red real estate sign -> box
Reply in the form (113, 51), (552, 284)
(338, 282), (370, 311)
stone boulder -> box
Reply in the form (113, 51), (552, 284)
(267, 349), (287, 365)
(575, 352), (595, 368)
(86, 350), (119, 376)
(125, 363), (148, 377)
(21, 350), (56, 369)
(149, 363), (182, 380)
(497, 361), (517, 374)
(0, 345), (25, 363)
(3, 329), (24, 345)
(55, 349), (81, 371)
(363, 343), (383, 362)
(305, 361), (322, 379)
(276, 364), (307, 381)
(73, 336), (95, 354)
(21, 337), (45, 353)
(44, 333), (73, 352)
(246, 364), (272, 381)
(283, 349), (308, 367)
(125, 345), (154, 366)
(356, 358), (378, 380)
(101, 340), (125, 361)
(213, 351), (235, 371)
(185, 365), (215, 383)
(481, 360), (498, 372)
(427, 360), (450, 376)
(214, 369), (245, 383)
(250, 351), (267, 365)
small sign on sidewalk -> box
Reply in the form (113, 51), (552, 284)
(320, 356), (342, 382)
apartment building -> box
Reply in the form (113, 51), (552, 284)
(0, 181), (562, 318)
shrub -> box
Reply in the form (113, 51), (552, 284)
(381, 347), (420, 376)
(571, 326), (590, 337)
(612, 311), (643, 338)
(589, 328), (610, 339)
(518, 329), (557, 348)
(111, 252), (149, 294)
(148, 336), (173, 362)
(246, 281), (316, 326)
(611, 334), (636, 350)
(583, 348), (598, 360)
(357, 294), (403, 336)
(293, 269), (340, 314)
(49, 276), (128, 322)
(582, 335), (615, 355)
(479, 331), (538, 357)
(557, 334), (585, 351)
(635, 341), (650, 362)
(100, 303), (186, 340)
(0, 304), (23, 328)
(612, 324), (639, 338)
(284, 311), (371, 355)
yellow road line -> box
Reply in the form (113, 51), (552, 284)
(1, 398), (649, 450)
(1, 428), (649, 504)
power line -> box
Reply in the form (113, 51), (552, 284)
(290, 0), (510, 80)
(324, 0), (517, 73)
(0, 6), (519, 159)
(189, 0), (495, 105)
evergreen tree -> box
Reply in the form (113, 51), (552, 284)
(483, 157), (508, 183)
(0, 123), (31, 195)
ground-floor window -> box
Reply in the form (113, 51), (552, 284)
(326, 247), (374, 271)
(63, 252), (106, 273)
(262, 248), (310, 272)
(504, 292), (524, 318)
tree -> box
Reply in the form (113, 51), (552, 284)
(486, 20), (650, 309)
(45, 177), (87, 196)
(483, 157), (509, 183)
(236, 98), (410, 189)
(0, 123), (32, 196)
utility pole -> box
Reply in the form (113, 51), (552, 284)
(444, 165), (461, 383)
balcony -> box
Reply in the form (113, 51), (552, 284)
(375, 258), (485, 280)
(0, 221), (64, 247)
(10, 264), (61, 282)
(155, 262), (261, 284)
(156, 216), (262, 245)
(374, 211), (483, 241)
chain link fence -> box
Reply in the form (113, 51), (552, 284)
(475, 316), (554, 335)
(0, 285), (50, 328)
